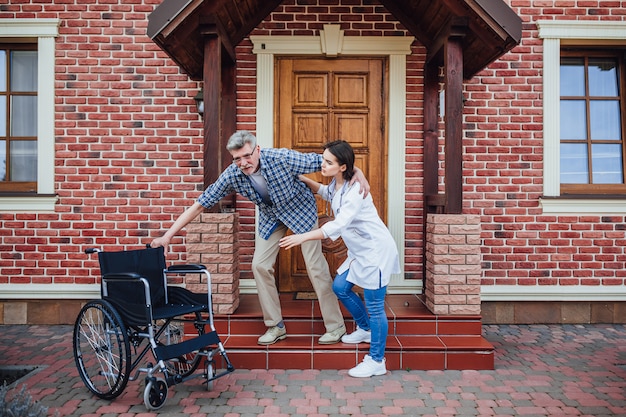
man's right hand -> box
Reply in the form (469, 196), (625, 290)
(150, 236), (169, 249)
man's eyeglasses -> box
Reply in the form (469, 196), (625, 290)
(232, 147), (257, 164)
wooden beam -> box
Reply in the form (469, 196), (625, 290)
(427, 16), (469, 71)
(423, 61), (440, 201)
(203, 34), (221, 213)
(200, 21), (236, 64)
(443, 28), (466, 214)
(220, 60), (237, 211)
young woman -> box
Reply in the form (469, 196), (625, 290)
(279, 140), (400, 378)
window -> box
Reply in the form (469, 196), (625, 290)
(560, 52), (626, 195)
(0, 19), (59, 211)
(0, 45), (38, 192)
(538, 20), (626, 214)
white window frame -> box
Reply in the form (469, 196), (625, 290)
(538, 20), (626, 214)
(0, 19), (59, 211)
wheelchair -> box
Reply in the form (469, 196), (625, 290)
(72, 246), (234, 410)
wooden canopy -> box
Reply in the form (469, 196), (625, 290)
(147, 0), (521, 81)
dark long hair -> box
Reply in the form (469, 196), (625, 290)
(323, 140), (354, 181)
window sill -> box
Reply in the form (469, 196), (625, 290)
(539, 197), (626, 214)
(0, 195), (58, 212)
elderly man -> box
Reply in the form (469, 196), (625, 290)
(151, 130), (370, 345)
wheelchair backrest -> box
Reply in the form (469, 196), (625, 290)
(97, 247), (167, 308)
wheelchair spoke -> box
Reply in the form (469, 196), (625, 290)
(80, 311), (122, 386)
(73, 300), (131, 400)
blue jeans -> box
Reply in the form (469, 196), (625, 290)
(332, 269), (388, 362)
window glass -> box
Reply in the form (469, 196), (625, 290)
(10, 95), (37, 137)
(560, 143), (589, 183)
(588, 58), (618, 96)
(560, 100), (587, 140)
(10, 140), (36, 181)
(592, 143), (623, 184)
(0, 96), (5, 136)
(589, 100), (621, 140)
(10, 51), (37, 92)
(0, 140), (5, 181)
(0, 45), (38, 190)
(559, 51), (625, 192)
(560, 57), (585, 96)
(0, 51), (5, 91)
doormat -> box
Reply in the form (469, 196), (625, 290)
(294, 292), (317, 300)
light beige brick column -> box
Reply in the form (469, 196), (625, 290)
(185, 212), (240, 314)
(425, 213), (481, 315)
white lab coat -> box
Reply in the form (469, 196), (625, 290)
(319, 180), (400, 289)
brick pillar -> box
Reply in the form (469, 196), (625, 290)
(425, 214), (481, 315)
(185, 212), (240, 314)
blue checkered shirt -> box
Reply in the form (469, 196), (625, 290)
(197, 148), (322, 240)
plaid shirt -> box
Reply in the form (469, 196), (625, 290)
(197, 148), (322, 239)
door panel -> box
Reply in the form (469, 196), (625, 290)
(276, 57), (386, 292)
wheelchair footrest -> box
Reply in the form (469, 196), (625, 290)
(155, 331), (221, 362)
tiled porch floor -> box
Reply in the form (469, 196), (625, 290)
(209, 293), (494, 371)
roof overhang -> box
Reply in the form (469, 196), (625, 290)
(147, 0), (522, 81)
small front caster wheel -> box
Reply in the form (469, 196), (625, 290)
(206, 361), (216, 391)
(144, 377), (168, 410)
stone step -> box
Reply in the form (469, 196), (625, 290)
(198, 294), (494, 371)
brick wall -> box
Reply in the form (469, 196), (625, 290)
(1, 1), (625, 312)
(1, 0), (204, 289)
(466, 2), (626, 287)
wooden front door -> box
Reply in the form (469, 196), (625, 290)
(275, 57), (387, 292)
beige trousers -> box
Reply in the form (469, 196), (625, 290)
(251, 222), (345, 333)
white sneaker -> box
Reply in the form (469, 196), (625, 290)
(341, 327), (371, 344)
(348, 355), (386, 378)
(257, 325), (287, 345)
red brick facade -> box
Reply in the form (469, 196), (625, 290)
(1, 1), (625, 324)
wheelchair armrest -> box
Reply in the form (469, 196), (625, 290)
(103, 272), (143, 280)
(165, 264), (207, 272)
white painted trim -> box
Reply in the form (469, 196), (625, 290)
(537, 20), (626, 40)
(0, 19), (59, 211)
(251, 35), (413, 56)
(0, 196), (57, 211)
(0, 19), (60, 37)
(481, 284), (626, 301)
(538, 20), (626, 202)
(38, 35), (56, 195)
(249, 30), (413, 293)
(387, 53), (406, 285)
(540, 198), (626, 214)
(0, 284), (99, 299)
(541, 37), (560, 197)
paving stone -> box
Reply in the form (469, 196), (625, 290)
(1, 324), (625, 416)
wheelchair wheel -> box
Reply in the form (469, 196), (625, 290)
(157, 321), (204, 379)
(144, 377), (168, 410)
(73, 299), (131, 400)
